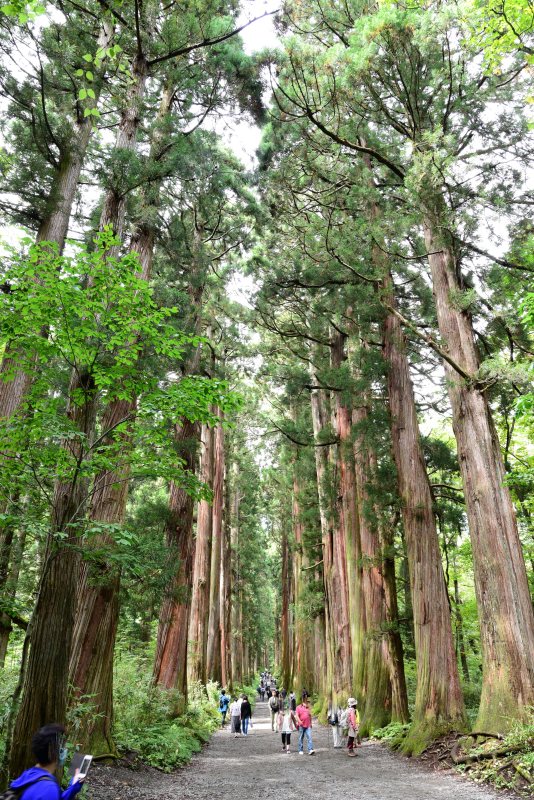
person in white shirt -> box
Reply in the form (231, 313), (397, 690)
(278, 708), (298, 754)
(229, 697), (242, 738)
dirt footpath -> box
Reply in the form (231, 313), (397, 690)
(89, 698), (500, 800)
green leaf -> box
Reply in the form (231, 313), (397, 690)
(85, 71), (93, 81)
(83, 107), (91, 117)
(76, 69), (84, 77)
(82, 53), (93, 62)
(87, 88), (95, 99)
(78, 88), (87, 100)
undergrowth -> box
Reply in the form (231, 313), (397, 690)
(113, 654), (220, 772)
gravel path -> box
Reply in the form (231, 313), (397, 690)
(89, 698), (501, 800)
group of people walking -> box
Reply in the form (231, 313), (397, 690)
(218, 672), (361, 757)
(218, 690), (253, 737)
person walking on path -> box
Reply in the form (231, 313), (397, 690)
(219, 690), (230, 728)
(328, 704), (344, 748)
(296, 696), (315, 755)
(268, 690), (280, 730)
(260, 685), (265, 701)
(241, 695), (253, 736)
(230, 696), (242, 738)
(346, 698), (360, 756)
(289, 691), (296, 711)
(278, 706), (298, 754)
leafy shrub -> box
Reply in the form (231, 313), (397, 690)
(372, 721), (410, 743)
(113, 655), (219, 771)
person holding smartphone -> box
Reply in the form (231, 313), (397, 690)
(7, 723), (86, 800)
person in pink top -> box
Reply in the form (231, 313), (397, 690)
(295, 696), (315, 755)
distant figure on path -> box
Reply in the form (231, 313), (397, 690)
(289, 691), (296, 711)
(230, 696), (242, 738)
(7, 723), (85, 800)
(346, 698), (360, 756)
(296, 696), (315, 756)
(241, 695), (252, 736)
(268, 690), (280, 730)
(278, 706), (298, 754)
(260, 685), (265, 701)
(219, 689), (230, 728)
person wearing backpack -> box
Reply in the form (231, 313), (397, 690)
(218, 690), (230, 728)
(328, 704), (344, 749)
(268, 690), (279, 731)
(4, 723), (85, 800)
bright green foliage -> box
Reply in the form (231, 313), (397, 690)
(0, 229), (237, 544)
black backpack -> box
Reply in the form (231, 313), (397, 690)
(219, 697), (224, 709)
(270, 698), (279, 713)
(0, 776), (57, 800)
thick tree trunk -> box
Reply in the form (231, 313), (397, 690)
(382, 277), (467, 754)
(68, 81), (178, 748)
(206, 409), (224, 682)
(98, 53), (148, 246)
(281, 516), (291, 691)
(352, 401), (392, 736)
(0, 526), (27, 668)
(378, 515), (410, 724)
(152, 417), (199, 711)
(230, 463), (241, 688)
(309, 376), (336, 704)
(187, 421), (214, 685)
(423, 217), (534, 733)
(9, 371), (96, 776)
(292, 468), (316, 695)
(220, 465), (232, 689)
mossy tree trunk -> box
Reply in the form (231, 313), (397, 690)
(382, 275), (468, 754)
(423, 215), (534, 734)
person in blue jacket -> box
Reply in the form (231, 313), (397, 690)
(8, 723), (85, 800)
(218, 690), (230, 728)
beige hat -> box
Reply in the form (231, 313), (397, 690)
(347, 697), (357, 706)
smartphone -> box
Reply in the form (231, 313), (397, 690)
(68, 753), (93, 780)
(78, 755), (93, 778)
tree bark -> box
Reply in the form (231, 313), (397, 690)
(281, 515), (291, 691)
(187, 421), (214, 685)
(422, 217), (534, 733)
(220, 460), (232, 689)
(153, 416), (200, 711)
(352, 399), (392, 736)
(9, 369), (97, 776)
(230, 462), (241, 689)
(206, 408), (224, 682)
(378, 514), (410, 724)
(382, 275), (468, 754)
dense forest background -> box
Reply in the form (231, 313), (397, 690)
(2, 0), (534, 792)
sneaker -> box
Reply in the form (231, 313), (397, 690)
(357, 743), (362, 747)
(309, 750), (315, 756)
(282, 746), (286, 752)
(348, 751), (356, 757)
(287, 749), (290, 754)
(299, 751), (304, 755)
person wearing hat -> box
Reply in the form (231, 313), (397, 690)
(346, 698), (360, 756)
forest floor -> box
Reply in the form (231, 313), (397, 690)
(88, 699), (505, 800)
